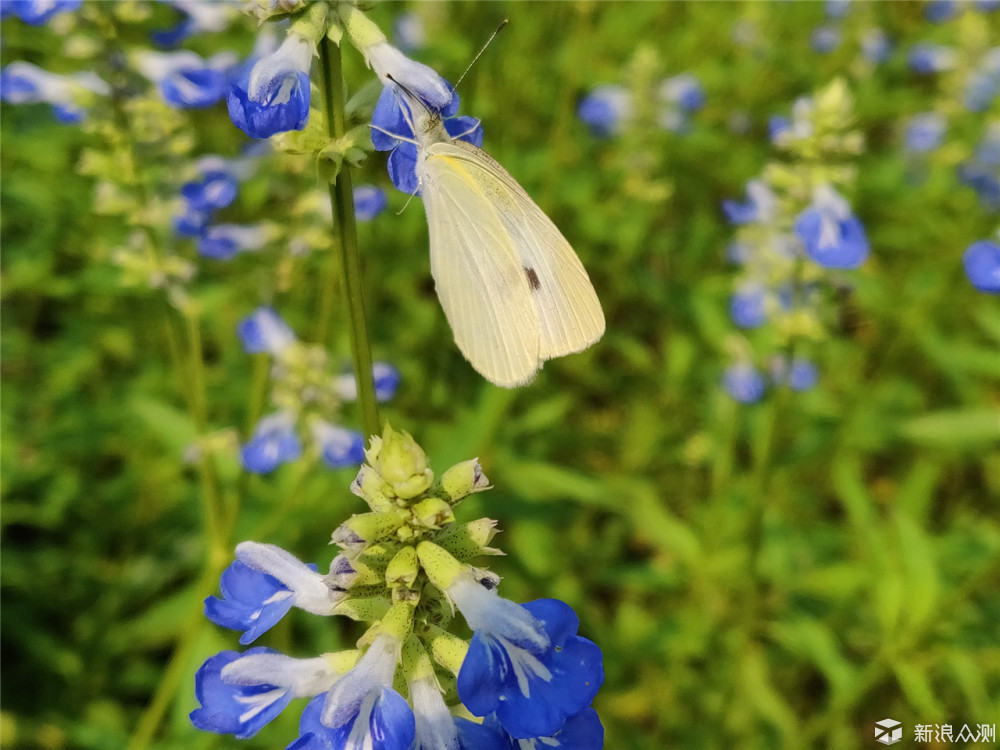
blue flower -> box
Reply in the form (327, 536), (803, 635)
(578, 84), (632, 137)
(958, 129), (1000, 210)
(173, 207), (211, 237)
(311, 421), (366, 470)
(794, 185), (869, 269)
(198, 223), (271, 260)
(228, 33), (314, 139)
(354, 185), (388, 221)
(924, 0), (958, 23)
(904, 112), (946, 153)
(241, 412), (302, 473)
(861, 28), (892, 64)
(0, 62), (108, 122)
(724, 180), (777, 226)
(963, 240), (1000, 293)
(810, 26), (842, 54)
(909, 42), (956, 74)
(408, 670), (509, 750)
(485, 706), (605, 750)
(333, 362), (402, 403)
(724, 363), (766, 404)
(300, 633), (415, 750)
(191, 648), (341, 739)
(182, 171), (239, 211)
(237, 306), (297, 355)
(1, 0), (80, 25)
(729, 284), (768, 329)
(392, 12), (426, 54)
(824, 0), (851, 19)
(205, 541), (340, 642)
(152, 0), (235, 47)
(449, 584), (604, 739)
(771, 356), (819, 392)
(963, 50), (1000, 112)
(133, 50), (234, 109)
(370, 79), (481, 195)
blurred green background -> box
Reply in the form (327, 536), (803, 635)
(2, 2), (999, 749)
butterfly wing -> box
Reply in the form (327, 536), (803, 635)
(419, 146), (541, 387)
(430, 141), (605, 361)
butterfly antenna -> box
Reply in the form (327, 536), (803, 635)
(454, 18), (509, 90)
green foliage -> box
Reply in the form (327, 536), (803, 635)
(2, 2), (999, 750)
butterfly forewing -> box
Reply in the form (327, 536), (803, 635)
(430, 141), (606, 361)
(419, 147), (542, 387)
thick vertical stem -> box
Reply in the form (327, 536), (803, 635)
(319, 36), (380, 442)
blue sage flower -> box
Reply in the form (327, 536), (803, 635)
(578, 84), (632, 137)
(958, 128), (1000, 210)
(811, 26), (842, 54)
(354, 184), (389, 221)
(794, 185), (869, 269)
(963, 49), (1000, 112)
(133, 50), (235, 109)
(241, 412), (302, 473)
(825, 0), (851, 19)
(191, 648), (342, 739)
(311, 421), (366, 470)
(924, 0), (958, 23)
(392, 12), (426, 54)
(724, 180), (777, 225)
(0, 62), (108, 122)
(237, 306), (296, 355)
(448, 579), (604, 739)
(724, 363), (766, 404)
(198, 223), (272, 260)
(408, 670), (509, 750)
(904, 112), (946, 153)
(205, 542), (341, 643)
(228, 33), (314, 139)
(963, 240), (1000, 293)
(909, 42), (956, 74)
(771, 356), (819, 392)
(485, 706), (605, 750)
(152, 0), (236, 47)
(0, 0), (80, 25)
(729, 283), (768, 329)
(861, 28), (892, 64)
(311, 632), (416, 749)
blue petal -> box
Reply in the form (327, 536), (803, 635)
(241, 424), (302, 474)
(162, 68), (227, 109)
(320, 428), (365, 470)
(190, 648), (292, 739)
(182, 172), (238, 211)
(454, 717), (510, 750)
(204, 560), (295, 643)
(795, 209), (869, 269)
(387, 143), (419, 194)
(308, 687), (415, 750)
(729, 288), (767, 328)
(287, 694), (335, 750)
(371, 86), (413, 150)
(228, 69), (310, 139)
(963, 240), (1000, 293)
(723, 364), (766, 404)
(445, 115), (484, 148)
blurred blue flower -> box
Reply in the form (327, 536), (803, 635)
(311, 421), (366, 470)
(173, 207), (212, 237)
(228, 33), (314, 139)
(963, 240), (1000, 293)
(794, 185), (869, 269)
(241, 412), (301, 473)
(723, 363), (766, 404)
(975, 0), (1000, 10)
(392, 12), (426, 53)
(729, 283), (768, 328)
(237, 306), (296, 355)
(182, 170), (238, 211)
(811, 26), (842, 54)
(771, 356), (820, 392)
(0, 62), (108, 122)
(963, 48), (1000, 112)
(449, 580), (604, 739)
(133, 50), (235, 109)
(904, 112), (946, 153)
(825, 0), (851, 19)
(578, 84), (632, 137)
(152, 0), (236, 47)
(958, 127), (1000, 210)
(0, 0), (80, 25)
(924, 0), (958, 23)
(909, 42), (956, 74)
(333, 362), (402, 403)
(198, 223), (270, 260)
(660, 73), (704, 113)
(353, 184), (388, 221)
(724, 180), (777, 225)
(861, 28), (892, 64)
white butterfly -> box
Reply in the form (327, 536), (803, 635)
(382, 88), (605, 388)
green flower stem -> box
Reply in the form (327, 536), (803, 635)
(319, 35), (380, 442)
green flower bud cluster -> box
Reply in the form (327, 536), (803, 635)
(329, 425), (498, 631)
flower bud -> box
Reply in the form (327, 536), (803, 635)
(349, 464), (396, 512)
(440, 458), (490, 503)
(433, 519), (502, 561)
(331, 510), (406, 556)
(415, 541), (464, 592)
(385, 546), (419, 590)
(423, 624), (469, 676)
(411, 497), (454, 530)
(366, 425), (433, 500)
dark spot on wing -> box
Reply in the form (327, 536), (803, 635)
(524, 266), (541, 291)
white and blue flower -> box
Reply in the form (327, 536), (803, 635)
(0, 0), (80, 25)
(485, 706), (605, 750)
(578, 84), (632, 137)
(237, 306), (297, 356)
(963, 240), (1000, 294)
(228, 32), (314, 139)
(241, 412), (302, 473)
(794, 184), (869, 269)
(448, 578), (604, 739)
(724, 180), (778, 225)
(311, 420), (366, 470)
(133, 50), (235, 109)
(198, 223), (272, 260)
(190, 648), (343, 739)
(0, 61), (108, 123)
(354, 184), (389, 221)
(724, 362), (766, 404)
